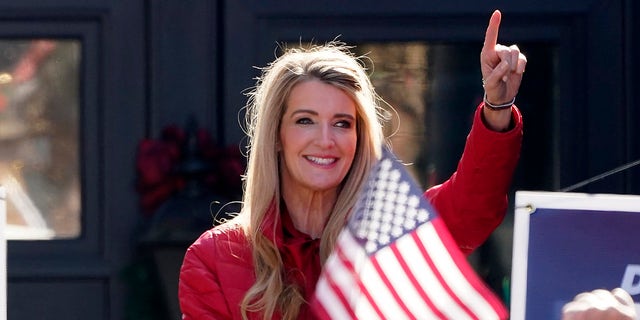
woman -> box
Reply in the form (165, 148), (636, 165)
(179, 9), (526, 320)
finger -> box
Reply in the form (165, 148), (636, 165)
(517, 52), (527, 74)
(485, 60), (510, 87)
(494, 45), (520, 72)
(573, 290), (604, 309)
(483, 10), (502, 53)
(509, 45), (520, 71)
(494, 44), (511, 62)
(611, 288), (635, 307)
(591, 289), (620, 307)
(573, 291), (609, 311)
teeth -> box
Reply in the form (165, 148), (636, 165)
(306, 156), (335, 165)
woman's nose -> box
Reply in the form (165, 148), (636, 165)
(316, 125), (336, 148)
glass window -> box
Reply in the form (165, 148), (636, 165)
(355, 42), (431, 187)
(0, 39), (81, 240)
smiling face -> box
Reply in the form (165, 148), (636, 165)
(279, 79), (358, 195)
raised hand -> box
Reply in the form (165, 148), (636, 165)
(480, 10), (527, 106)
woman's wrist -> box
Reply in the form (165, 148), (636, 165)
(481, 104), (514, 132)
(483, 92), (515, 111)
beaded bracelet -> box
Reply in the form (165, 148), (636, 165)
(483, 92), (515, 111)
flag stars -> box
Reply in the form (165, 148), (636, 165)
(373, 181), (387, 198)
(365, 241), (377, 253)
(386, 180), (399, 193)
(378, 233), (391, 246)
(378, 167), (390, 181)
(406, 207), (417, 220)
(381, 211), (393, 223)
(389, 169), (401, 182)
(379, 221), (392, 233)
(369, 220), (381, 233)
(403, 219), (417, 230)
(385, 191), (397, 204)
(380, 159), (393, 171)
(393, 214), (405, 228)
(408, 195), (420, 208)
(398, 181), (410, 194)
(396, 192), (408, 206)
(391, 226), (404, 238)
(417, 209), (430, 222)
(373, 199), (385, 212)
(383, 201), (395, 214)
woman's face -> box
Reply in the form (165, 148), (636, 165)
(279, 79), (358, 194)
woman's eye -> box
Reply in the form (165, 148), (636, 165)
(335, 120), (352, 128)
(296, 117), (313, 125)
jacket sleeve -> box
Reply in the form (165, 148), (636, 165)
(179, 230), (233, 320)
(425, 104), (523, 255)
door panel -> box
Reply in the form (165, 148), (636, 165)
(9, 281), (106, 320)
(2, 1), (145, 319)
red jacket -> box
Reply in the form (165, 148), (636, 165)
(179, 105), (523, 319)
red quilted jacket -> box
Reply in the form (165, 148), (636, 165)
(179, 104), (523, 319)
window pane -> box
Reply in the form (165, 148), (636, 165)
(355, 42), (430, 187)
(0, 39), (80, 240)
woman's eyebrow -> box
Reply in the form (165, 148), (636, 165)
(334, 113), (355, 120)
(289, 109), (355, 120)
(290, 109), (317, 117)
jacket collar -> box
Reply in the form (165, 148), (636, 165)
(260, 200), (317, 248)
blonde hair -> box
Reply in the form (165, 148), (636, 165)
(239, 42), (386, 320)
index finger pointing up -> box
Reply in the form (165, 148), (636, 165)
(483, 10), (502, 52)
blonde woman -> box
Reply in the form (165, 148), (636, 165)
(179, 10), (526, 320)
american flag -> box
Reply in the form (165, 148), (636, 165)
(311, 147), (508, 320)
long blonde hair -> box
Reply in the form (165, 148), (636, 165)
(239, 42), (386, 320)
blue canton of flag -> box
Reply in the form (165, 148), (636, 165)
(351, 150), (433, 255)
(312, 146), (508, 320)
